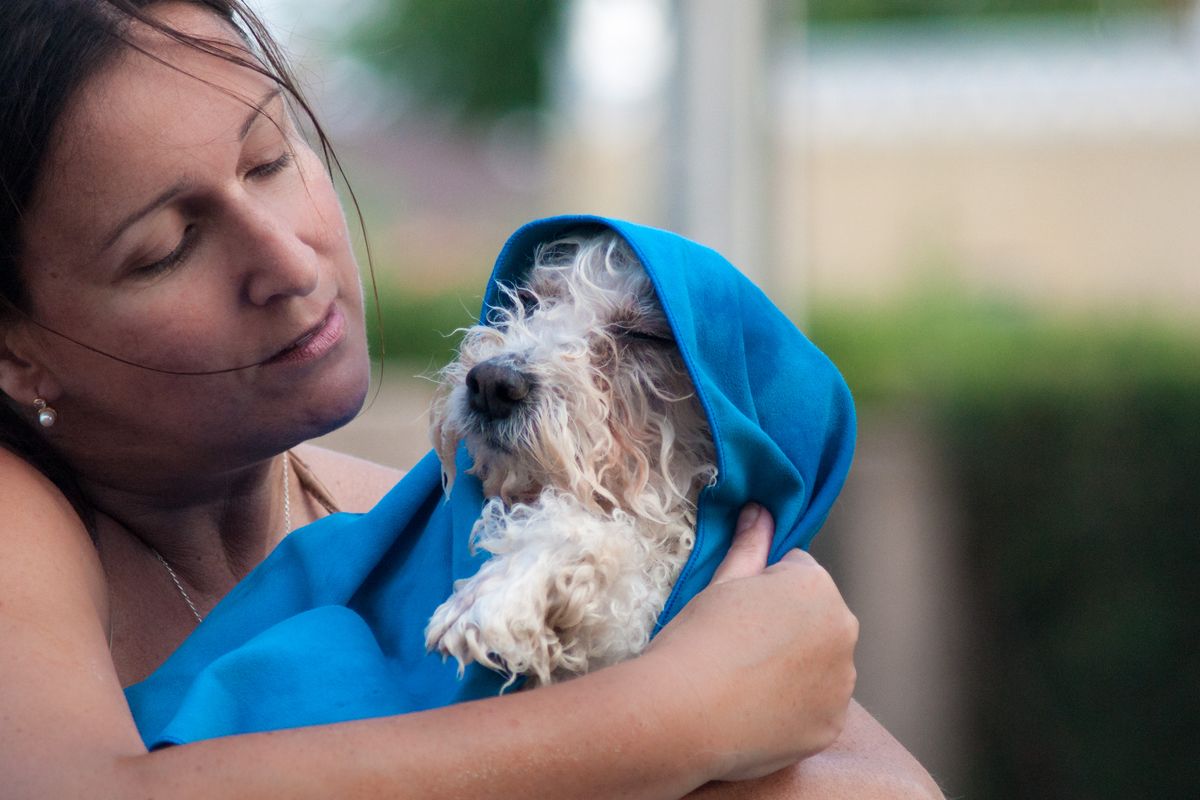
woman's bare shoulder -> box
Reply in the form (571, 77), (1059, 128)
(0, 446), (109, 633)
(0, 450), (144, 792)
(0, 447), (95, 542)
(292, 443), (406, 513)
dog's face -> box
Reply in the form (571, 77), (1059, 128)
(431, 235), (715, 520)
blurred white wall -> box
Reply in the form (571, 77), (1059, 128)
(553, 9), (1200, 318)
(791, 15), (1200, 316)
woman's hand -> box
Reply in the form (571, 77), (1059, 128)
(645, 503), (859, 783)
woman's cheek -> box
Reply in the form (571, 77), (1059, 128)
(115, 285), (245, 372)
(292, 147), (352, 254)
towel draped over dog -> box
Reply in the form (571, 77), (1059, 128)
(124, 216), (856, 748)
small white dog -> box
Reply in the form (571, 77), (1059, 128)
(426, 232), (718, 686)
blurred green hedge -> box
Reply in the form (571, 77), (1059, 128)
(812, 296), (1200, 799)
(370, 287), (1199, 797)
(939, 359), (1199, 798)
(363, 286), (481, 371)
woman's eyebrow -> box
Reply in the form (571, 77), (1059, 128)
(101, 178), (191, 252)
(99, 89), (283, 252)
(239, 87), (284, 141)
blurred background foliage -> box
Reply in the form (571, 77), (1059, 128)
(944, 359), (1200, 797)
(351, 0), (563, 124)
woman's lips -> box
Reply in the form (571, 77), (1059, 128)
(265, 305), (346, 365)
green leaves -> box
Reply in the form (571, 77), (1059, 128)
(350, 0), (564, 125)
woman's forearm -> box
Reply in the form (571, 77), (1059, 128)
(120, 651), (713, 800)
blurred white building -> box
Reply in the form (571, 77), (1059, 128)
(554, 8), (1200, 317)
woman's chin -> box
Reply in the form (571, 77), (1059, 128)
(304, 360), (372, 440)
(274, 333), (373, 444)
(320, 383), (370, 438)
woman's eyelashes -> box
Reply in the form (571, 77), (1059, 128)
(129, 151), (296, 279)
(246, 149), (294, 180)
(132, 223), (198, 278)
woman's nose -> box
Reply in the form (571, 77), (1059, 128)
(235, 198), (320, 306)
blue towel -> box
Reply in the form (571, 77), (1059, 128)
(124, 216), (856, 748)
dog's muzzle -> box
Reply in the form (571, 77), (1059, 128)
(466, 360), (532, 421)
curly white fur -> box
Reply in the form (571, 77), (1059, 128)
(426, 233), (717, 686)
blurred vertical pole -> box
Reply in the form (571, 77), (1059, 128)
(667, 0), (775, 294)
(553, 0), (674, 225)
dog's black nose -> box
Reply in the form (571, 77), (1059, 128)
(466, 362), (531, 420)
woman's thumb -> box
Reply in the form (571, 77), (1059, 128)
(711, 503), (773, 584)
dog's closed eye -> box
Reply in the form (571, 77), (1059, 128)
(608, 322), (674, 345)
(516, 288), (541, 315)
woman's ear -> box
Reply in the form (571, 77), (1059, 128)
(0, 321), (61, 405)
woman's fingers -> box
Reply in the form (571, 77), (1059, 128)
(711, 503), (773, 584)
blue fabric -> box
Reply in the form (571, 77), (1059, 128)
(124, 216), (856, 748)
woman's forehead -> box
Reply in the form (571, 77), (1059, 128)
(57, 46), (273, 182)
(28, 6), (277, 250)
(59, 5), (269, 163)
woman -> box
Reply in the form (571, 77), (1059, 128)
(0, 1), (939, 797)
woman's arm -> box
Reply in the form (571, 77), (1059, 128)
(686, 701), (944, 799)
(0, 452), (857, 800)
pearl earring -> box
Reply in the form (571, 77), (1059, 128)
(33, 398), (57, 428)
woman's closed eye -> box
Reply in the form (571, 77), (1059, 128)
(132, 223), (199, 279)
(129, 152), (295, 279)
(246, 149), (294, 180)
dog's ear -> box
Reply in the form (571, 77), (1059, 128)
(428, 383), (460, 496)
(431, 417), (458, 496)
(435, 444), (457, 497)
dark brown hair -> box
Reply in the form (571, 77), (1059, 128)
(0, 0), (361, 529)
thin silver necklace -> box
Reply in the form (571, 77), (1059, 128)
(152, 452), (291, 624)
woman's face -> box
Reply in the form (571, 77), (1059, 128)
(14, 3), (371, 480)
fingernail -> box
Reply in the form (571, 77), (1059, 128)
(736, 503), (762, 533)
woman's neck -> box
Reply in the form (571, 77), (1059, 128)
(90, 453), (293, 602)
